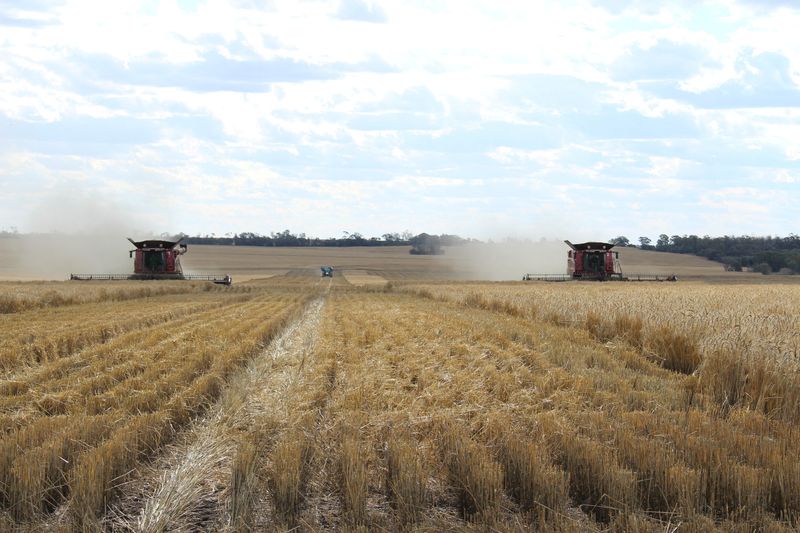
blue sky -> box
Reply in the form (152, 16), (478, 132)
(1, 0), (799, 241)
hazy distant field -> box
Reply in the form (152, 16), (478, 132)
(0, 235), (771, 282)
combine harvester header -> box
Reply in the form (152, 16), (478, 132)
(71, 238), (232, 285)
(523, 241), (676, 282)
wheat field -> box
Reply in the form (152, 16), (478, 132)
(1, 262), (798, 531)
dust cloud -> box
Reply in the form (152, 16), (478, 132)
(446, 240), (568, 281)
(0, 191), (159, 280)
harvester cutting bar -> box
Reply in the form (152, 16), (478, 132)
(70, 273), (233, 285)
(522, 273), (676, 282)
(70, 274), (135, 281)
(623, 273), (678, 282)
(182, 274), (233, 285)
(522, 274), (571, 282)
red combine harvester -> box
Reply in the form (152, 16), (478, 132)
(565, 240), (623, 280)
(523, 240), (676, 282)
(70, 238), (232, 285)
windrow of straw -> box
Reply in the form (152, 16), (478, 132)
(118, 295), (326, 533)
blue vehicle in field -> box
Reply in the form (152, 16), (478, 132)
(321, 266), (334, 277)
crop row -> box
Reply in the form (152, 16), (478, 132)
(225, 290), (795, 530)
(0, 291), (260, 373)
(0, 280), (232, 314)
(0, 288), (312, 528)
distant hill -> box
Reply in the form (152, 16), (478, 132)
(616, 247), (731, 278)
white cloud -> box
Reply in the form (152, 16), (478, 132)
(0, 0), (798, 238)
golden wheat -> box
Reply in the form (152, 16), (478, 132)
(3, 276), (799, 530)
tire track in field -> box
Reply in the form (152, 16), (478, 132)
(113, 296), (326, 533)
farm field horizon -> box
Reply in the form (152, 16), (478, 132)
(0, 235), (786, 283)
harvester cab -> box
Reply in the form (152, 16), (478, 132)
(127, 237), (187, 277)
(321, 266), (334, 277)
(564, 240), (623, 280)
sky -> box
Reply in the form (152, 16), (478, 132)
(1, 0), (799, 241)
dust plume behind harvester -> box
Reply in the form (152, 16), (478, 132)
(70, 237), (232, 285)
(523, 240), (676, 282)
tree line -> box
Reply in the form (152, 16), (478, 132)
(609, 234), (800, 274)
(179, 230), (471, 255)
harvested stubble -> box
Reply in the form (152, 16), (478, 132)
(5, 276), (800, 530)
(339, 431), (369, 527)
(438, 422), (503, 523)
(0, 283), (311, 528)
(268, 430), (314, 527)
(281, 289), (800, 530)
(487, 423), (569, 524)
(0, 290), (253, 372)
(229, 439), (258, 532)
(71, 305), (306, 521)
(385, 436), (428, 527)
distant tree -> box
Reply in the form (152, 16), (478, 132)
(787, 256), (800, 274)
(638, 236), (653, 249)
(610, 236), (630, 247)
(721, 257), (743, 272)
(183, 230), (469, 248)
(656, 234), (670, 250)
(753, 262), (772, 275)
(409, 233), (444, 255)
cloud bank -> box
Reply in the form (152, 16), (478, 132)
(1, 0), (798, 240)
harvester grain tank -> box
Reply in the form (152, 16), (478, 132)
(70, 237), (232, 285)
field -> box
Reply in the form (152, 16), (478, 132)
(0, 235), (769, 282)
(1, 246), (799, 531)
